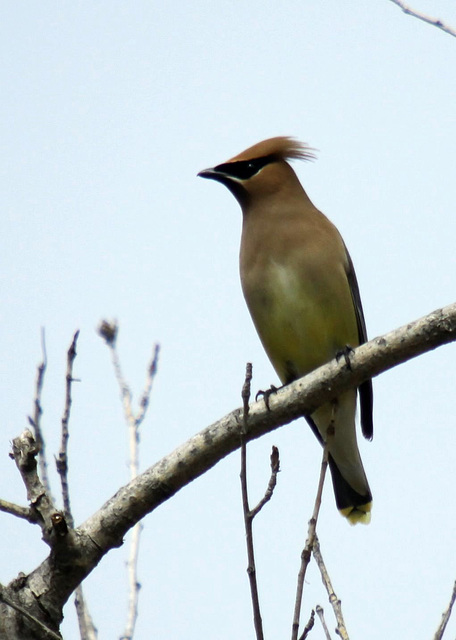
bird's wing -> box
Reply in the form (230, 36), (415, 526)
(345, 247), (373, 441)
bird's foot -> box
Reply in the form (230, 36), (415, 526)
(255, 384), (280, 410)
(336, 345), (354, 370)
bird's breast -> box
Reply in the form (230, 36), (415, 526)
(240, 251), (358, 384)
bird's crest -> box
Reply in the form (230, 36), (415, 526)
(228, 136), (317, 164)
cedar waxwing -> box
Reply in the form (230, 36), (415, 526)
(198, 137), (373, 524)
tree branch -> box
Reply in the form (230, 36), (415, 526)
(0, 586), (62, 640)
(10, 430), (60, 545)
(388, 0), (456, 38)
(27, 328), (53, 498)
(4, 302), (456, 636)
(99, 321), (160, 640)
(292, 443), (328, 640)
(74, 589), (98, 640)
(240, 362), (264, 640)
(313, 536), (349, 639)
(315, 605), (332, 640)
(56, 330), (79, 526)
(0, 499), (37, 524)
(433, 580), (456, 640)
(80, 303), (456, 551)
(299, 609), (315, 640)
(55, 332), (97, 640)
(249, 445), (280, 519)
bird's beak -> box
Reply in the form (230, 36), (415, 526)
(197, 167), (218, 180)
(197, 164), (242, 197)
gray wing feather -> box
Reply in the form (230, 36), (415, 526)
(345, 246), (373, 441)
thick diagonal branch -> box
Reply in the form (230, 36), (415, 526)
(5, 302), (456, 637)
(81, 303), (456, 549)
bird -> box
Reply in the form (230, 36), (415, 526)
(198, 136), (373, 524)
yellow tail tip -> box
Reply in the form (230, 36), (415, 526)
(339, 502), (372, 525)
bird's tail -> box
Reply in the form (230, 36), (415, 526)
(327, 454), (372, 524)
(307, 390), (372, 524)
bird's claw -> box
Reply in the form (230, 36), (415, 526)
(336, 345), (354, 370)
(255, 385), (279, 410)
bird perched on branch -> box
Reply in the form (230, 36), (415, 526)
(198, 137), (373, 524)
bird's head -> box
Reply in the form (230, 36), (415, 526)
(198, 136), (316, 208)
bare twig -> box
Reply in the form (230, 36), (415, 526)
(74, 587), (98, 640)
(122, 344), (159, 640)
(121, 522), (143, 640)
(249, 445), (280, 519)
(54, 332), (96, 640)
(136, 343), (160, 426)
(81, 304), (456, 548)
(388, 0), (456, 38)
(313, 536), (349, 640)
(56, 330), (80, 527)
(241, 362), (253, 432)
(299, 609), (315, 640)
(240, 364), (280, 639)
(240, 363), (264, 640)
(3, 303), (456, 639)
(28, 327), (53, 497)
(99, 321), (160, 640)
(0, 586), (63, 640)
(10, 430), (59, 545)
(315, 605), (332, 640)
(0, 498), (37, 523)
(433, 580), (456, 640)
(291, 441), (329, 640)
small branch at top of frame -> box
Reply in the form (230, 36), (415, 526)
(433, 579), (456, 640)
(388, 0), (456, 38)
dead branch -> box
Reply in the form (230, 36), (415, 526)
(240, 362), (264, 640)
(0, 586), (62, 640)
(3, 302), (456, 637)
(299, 609), (315, 640)
(249, 445), (280, 519)
(313, 536), (349, 639)
(433, 580), (456, 640)
(315, 605), (332, 640)
(53, 332), (96, 640)
(27, 328), (52, 497)
(291, 443), (328, 640)
(388, 0), (456, 38)
(74, 589), (98, 640)
(10, 430), (60, 545)
(56, 330), (79, 526)
(81, 303), (456, 550)
(99, 321), (160, 640)
(0, 499), (37, 524)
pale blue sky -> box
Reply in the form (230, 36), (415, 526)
(1, 2), (456, 638)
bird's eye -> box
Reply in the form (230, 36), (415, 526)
(214, 156), (274, 181)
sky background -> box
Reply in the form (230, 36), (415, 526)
(1, 1), (456, 638)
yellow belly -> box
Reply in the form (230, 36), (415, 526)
(242, 259), (358, 383)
